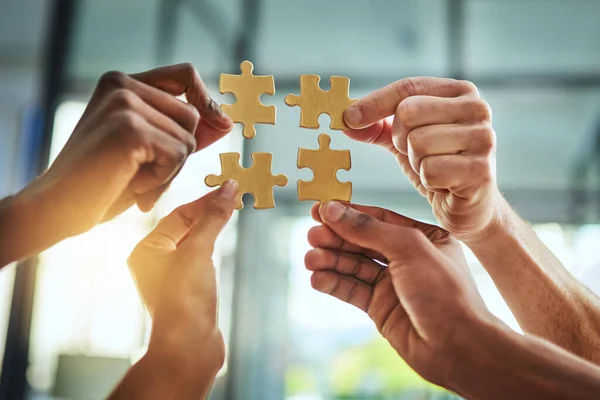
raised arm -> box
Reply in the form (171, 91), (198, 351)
(340, 77), (600, 363)
(0, 64), (232, 268)
(109, 180), (238, 399)
(305, 201), (600, 399)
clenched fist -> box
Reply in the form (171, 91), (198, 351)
(343, 78), (503, 244)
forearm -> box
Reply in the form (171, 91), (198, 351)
(0, 194), (41, 268)
(0, 180), (69, 268)
(447, 319), (600, 400)
(108, 327), (222, 399)
(108, 349), (212, 400)
(466, 198), (600, 362)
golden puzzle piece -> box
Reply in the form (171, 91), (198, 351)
(297, 134), (352, 203)
(285, 75), (356, 130)
(219, 60), (276, 139)
(205, 152), (288, 209)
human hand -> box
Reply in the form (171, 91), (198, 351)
(305, 201), (499, 386)
(25, 63), (233, 243)
(127, 180), (237, 380)
(342, 78), (504, 244)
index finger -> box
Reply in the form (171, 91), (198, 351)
(343, 77), (477, 129)
(131, 63), (234, 133)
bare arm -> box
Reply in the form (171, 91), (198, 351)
(466, 198), (600, 363)
(108, 328), (220, 400)
(0, 193), (40, 268)
(338, 76), (600, 363)
(0, 64), (231, 269)
(449, 319), (600, 400)
(306, 201), (600, 400)
(109, 181), (238, 399)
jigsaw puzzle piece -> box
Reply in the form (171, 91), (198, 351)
(297, 134), (352, 203)
(205, 152), (288, 209)
(247, 153), (288, 209)
(285, 75), (355, 130)
(219, 60), (276, 139)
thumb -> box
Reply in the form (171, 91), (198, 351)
(145, 180), (238, 249)
(318, 201), (433, 263)
(179, 179), (237, 251)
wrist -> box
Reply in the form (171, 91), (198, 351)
(445, 312), (600, 400)
(149, 319), (225, 380)
(1, 176), (71, 265)
(0, 189), (47, 267)
(461, 191), (514, 249)
(442, 315), (518, 399)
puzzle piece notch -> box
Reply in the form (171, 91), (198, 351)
(297, 134), (352, 203)
(219, 60), (276, 139)
(205, 152), (288, 209)
(285, 75), (356, 130)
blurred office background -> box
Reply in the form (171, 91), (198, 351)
(1, 0), (600, 399)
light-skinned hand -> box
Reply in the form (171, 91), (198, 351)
(342, 78), (501, 244)
(128, 180), (238, 380)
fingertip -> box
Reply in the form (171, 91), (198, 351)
(310, 271), (324, 290)
(310, 271), (334, 292)
(304, 248), (321, 270)
(136, 195), (157, 213)
(310, 202), (322, 222)
(205, 100), (234, 131)
(320, 201), (347, 224)
(344, 105), (363, 129)
(215, 179), (239, 201)
(306, 225), (324, 247)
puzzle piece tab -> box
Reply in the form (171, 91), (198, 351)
(297, 134), (352, 203)
(220, 60), (276, 139)
(285, 75), (356, 130)
(205, 152), (288, 209)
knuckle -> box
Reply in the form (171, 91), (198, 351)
(179, 62), (197, 78)
(396, 100), (419, 126)
(395, 77), (420, 98)
(420, 157), (437, 181)
(98, 70), (129, 89)
(109, 88), (138, 110)
(174, 209), (196, 230)
(349, 209), (374, 231)
(405, 227), (427, 244)
(474, 125), (496, 154)
(466, 98), (492, 122)
(112, 110), (143, 134)
(407, 129), (426, 154)
(206, 198), (232, 221)
(458, 79), (479, 95)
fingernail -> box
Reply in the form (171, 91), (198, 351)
(345, 106), (362, 127)
(323, 201), (346, 222)
(217, 179), (238, 199)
